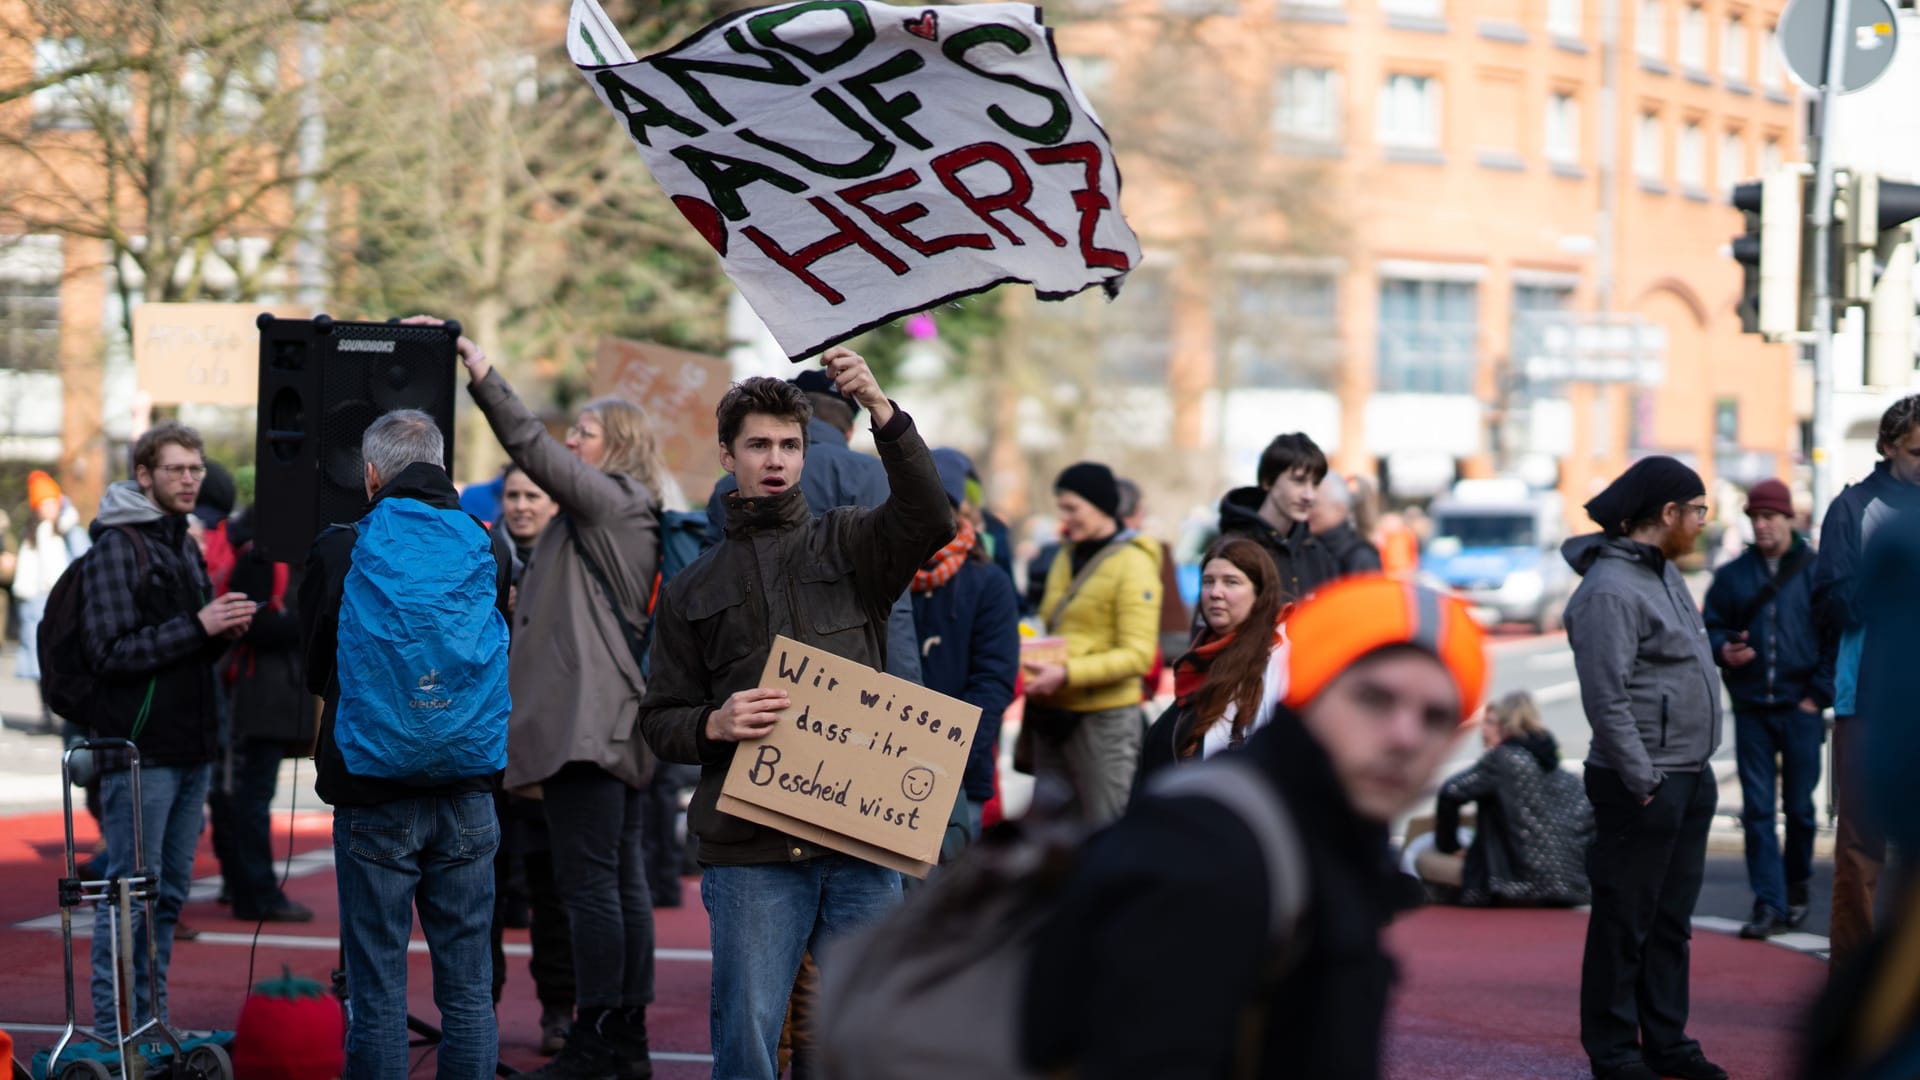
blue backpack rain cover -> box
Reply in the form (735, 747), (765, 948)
(336, 498), (510, 783)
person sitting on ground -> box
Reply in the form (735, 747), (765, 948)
(1135, 536), (1286, 784)
(1022, 575), (1487, 1077)
(1412, 690), (1593, 907)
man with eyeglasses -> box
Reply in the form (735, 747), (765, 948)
(79, 421), (256, 1040)
(1562, 456), (1726, 1080)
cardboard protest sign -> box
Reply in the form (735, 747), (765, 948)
(134, 303), (306, 406)
(718, 635), (981, 876)
(568, 0), (1141, 361)
(591, 337), (729, 504)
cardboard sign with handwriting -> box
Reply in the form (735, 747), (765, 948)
(133, 303), (308, 406)
(719, 635), (980, 874)
(591, 337), (728, 505)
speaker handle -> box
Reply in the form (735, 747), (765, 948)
(314, 314), (334, 335)
(443, 319), (462, 340)
(256, 312), (275, 331)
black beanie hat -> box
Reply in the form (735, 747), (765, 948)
(1054, 461), (1121, 521)
(193, 460), (237, 527)
(1584, 456), (1706, 537)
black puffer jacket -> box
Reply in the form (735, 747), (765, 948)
(1435, 731), (1594, 906)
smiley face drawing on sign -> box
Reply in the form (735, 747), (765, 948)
(900, 767), (936, 803)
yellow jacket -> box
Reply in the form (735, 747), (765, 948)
(1036, 532), (1163, 713)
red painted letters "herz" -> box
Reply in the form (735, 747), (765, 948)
(742, 139), (1126, 305)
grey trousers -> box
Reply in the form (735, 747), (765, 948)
(1033, 704), (1144, 825)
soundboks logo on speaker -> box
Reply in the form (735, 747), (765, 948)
(338, 339), (397, 354)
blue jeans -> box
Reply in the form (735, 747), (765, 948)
(334, 793), (499, 1080)
(91, 762), (208, 1041)
(1735, 706), (1825, 914)
(702, 856), (901, 1080)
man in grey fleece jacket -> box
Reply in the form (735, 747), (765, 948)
(1563, 456), (1725, 1080)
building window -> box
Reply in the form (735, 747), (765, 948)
(1719, 130), (1747, 195)
(1224, 272), (1341, 390)
(1546, 92), (1581, 164)
(0, 275), (61, 374)
(181, 48), (280, 132)
(1378, 278), (1479, 394)
(1762, 23), (1786, 90)
(1678, 4), (1707, 70)
(32, 38), (92, 130)
(1548, 0), (1582, 39)
(1510, 283), (1574, 381)
(1274, 67), (1343, 143)
(1636, 0), (1666, 60)
(1378, 74), (1441, 150)
(1164, 0), (1239, 14)
(1678, 122), (1705, 192)
(1635, 113), (1665, 185)
(1761, 135), (1782, 173)
(1714, 398), (1740, 452)
(1062, 56), (1113, 100)
(1281, 0), (1345, 10)
(1382, 0), (1444, 18)
(1722, 14), (1749, 81)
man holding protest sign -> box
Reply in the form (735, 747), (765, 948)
(637, 346), (954, 1080)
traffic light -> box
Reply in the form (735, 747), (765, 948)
(1731, 170), (1807, 340)
(1839, 172), (1920, 387)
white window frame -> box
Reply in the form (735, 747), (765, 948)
(1548, 0), (1583, 39)
(1636, 0), (1666, 59)
(1721, 14), (1749, 81)
(1719, 130), (1746, 196)
(1678, 4), (1707, 70)
(1761, 23), (1786, 90)
(1274, 66), (1343, 143)
(1635, 113), (1665, 184)
(1677, 122), (1705, 190)
(1377, 73), (1442, 150)
(1546, 92), (1581, 165)
(1760, 136), (1783, 174)
(1381, 0), (1445, 18)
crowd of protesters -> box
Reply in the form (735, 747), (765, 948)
(12, 331), (1920, 1079)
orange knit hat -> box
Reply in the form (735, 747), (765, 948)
(1281, 575), (1487, 721)
(26, 470), (60, 509)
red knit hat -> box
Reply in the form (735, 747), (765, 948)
(1744, 478), (1793, 518)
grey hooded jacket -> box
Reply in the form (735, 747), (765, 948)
(1562, 533), (1723, 799)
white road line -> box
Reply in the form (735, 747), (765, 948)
(1691, 916), (1831, 959)
(1532, 680), (1581, 705)
(0, 1021), (719, 1063)
(11, 919), (713, 962)
(1525, 651), (1575, 671)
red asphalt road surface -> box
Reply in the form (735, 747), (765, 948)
(0, 809), (1826, 1079)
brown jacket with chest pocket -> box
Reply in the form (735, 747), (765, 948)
(636, 406), (954, 867)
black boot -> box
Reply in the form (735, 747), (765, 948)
(610, 1006), (653, 1079)
(1738, 902), (1788, 939)
(519, 1009), (633, 1080)
(1786, 879), (1811, 929)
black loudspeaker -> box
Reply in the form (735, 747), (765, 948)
(253, 314), (461, 564)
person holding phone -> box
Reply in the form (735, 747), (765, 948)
(1702, 479), (1831, 940)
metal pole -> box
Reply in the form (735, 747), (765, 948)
(1808, 0), (1854, 525)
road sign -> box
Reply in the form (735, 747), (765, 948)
(1780, 0), (1899, 94)
(1515, 314), (1669, 385)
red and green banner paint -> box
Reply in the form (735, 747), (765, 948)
(568, 0), (1142, 361)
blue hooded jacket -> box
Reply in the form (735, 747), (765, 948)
(1813, 462), (1920, 716)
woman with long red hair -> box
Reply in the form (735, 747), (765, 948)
(1136, 536), (1288, 782)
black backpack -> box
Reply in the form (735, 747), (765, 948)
(37, 525), (148, 728)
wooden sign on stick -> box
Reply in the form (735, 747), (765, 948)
(718, 636), (981, 877)
(133, 303), (307, 407)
